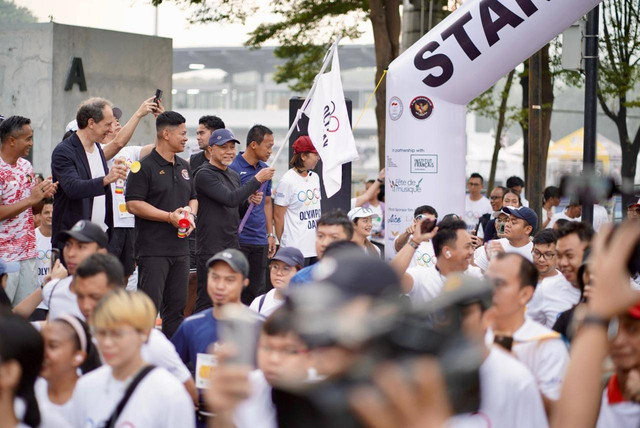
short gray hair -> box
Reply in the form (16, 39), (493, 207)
(76, 97), (113, 129)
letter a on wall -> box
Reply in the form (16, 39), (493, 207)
(64, 57), (87, 92)
(384, 0), (603, 259)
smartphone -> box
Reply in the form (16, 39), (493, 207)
(219, 304), (261, 367)
(153, 89), (163, 111)
(50, 248), (60, 268)
(420, 218), (436, 234)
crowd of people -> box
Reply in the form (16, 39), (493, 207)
(0, 97), (639, 428)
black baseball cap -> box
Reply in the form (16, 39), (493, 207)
(272, 247), (304, 267)
(56, 220), (108, 248)
(207, 249), (249, 278)
(313, 253), (401, 299)
(502, 206), (538, 230)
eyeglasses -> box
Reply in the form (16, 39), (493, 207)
(532, 250), (556, 260)
(92, 327), (139, 342)
(270, 264), (293, 274)
(490, 195), (503, 200)
(259, 344), (307, 357)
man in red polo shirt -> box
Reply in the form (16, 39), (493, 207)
(596, 303), (640, 427)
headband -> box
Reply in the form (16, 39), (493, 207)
(55, 314), (88, 354)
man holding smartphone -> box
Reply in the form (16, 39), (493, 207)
(393, 205), (438, 270)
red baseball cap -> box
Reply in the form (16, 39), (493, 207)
(293, 136), (318, 154)
(629, 303), (640, 319)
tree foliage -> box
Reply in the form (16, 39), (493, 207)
(0, 0), (37, 24)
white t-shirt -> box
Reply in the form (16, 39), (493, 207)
(35, 377), (75, 425)
(547, 210), (581, 229)
(41, 276), (84, 320)
(406, 265), (446, 305)
(596, 379), (640, 428)
(367, 203), (384, 244)
(594, 204), (609, 232)
(487, 318), (569, 400)
(464, 195), (492, 233)
(449, 347), (549, 428)
(395, 235), (436, 270)
(86, 147), (107, 231)
(35, 227), (51, 286)
(142, 329), (193, 383)
(71, 365), (195, 428)
(526, 272), (580, 328)
(233, 370), (277, 428)
(107, 145), (143, 228)
(250, 289), (285, 317)
(274, 169), (321, 257)
(474, 238), (533, 271)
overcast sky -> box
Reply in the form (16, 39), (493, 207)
(14, 0), (374, 48)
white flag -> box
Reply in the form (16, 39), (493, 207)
(306, 46), (359, 197)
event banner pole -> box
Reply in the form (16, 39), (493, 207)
(385, 0), (603, 259)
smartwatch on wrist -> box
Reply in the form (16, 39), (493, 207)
(267, 233), (276, 239)
(408, 240), (419, 250)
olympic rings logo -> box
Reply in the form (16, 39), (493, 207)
(297, 189), (321, 206)
(415, 251), (435, 267)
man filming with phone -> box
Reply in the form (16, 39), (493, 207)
(391, 217), (476, 305)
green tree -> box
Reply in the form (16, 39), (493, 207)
(0, 0), (37, 24)
(596, 0), (640, 213)
(155, 0), (402, 168)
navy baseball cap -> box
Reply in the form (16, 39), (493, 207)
(502, 206), (538, 230)
(207, 249), (249, 277)
(0, 259), (20, 276)
(56, 220), (109, 248)
(272, 247), (304, 267)
(209, 129), (240, 146)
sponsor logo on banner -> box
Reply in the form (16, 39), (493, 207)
(389, 96), (403, 121)
(391, 231), (400, 237)
(409, 96), (434, 120)
(386, 156), (398, 168)
(388, 214), (402, 224)
(389, 178), (423, 194)
(411, 154), (438, 173)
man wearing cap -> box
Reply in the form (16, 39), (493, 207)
(51, 97), (128, 250)
(193, 128), (274, 312)
(229, 125), (276, 305)
(0, 116), (57, 305)
(13, 220), (110, 321)
(126, 111), (198, 338)
(474, 206), (537, 272)
(250, 246), (304, 317)
(171, 248), (252, 426)
(274, 135), (322, 265)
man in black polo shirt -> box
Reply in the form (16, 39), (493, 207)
(126, 111), (197, 338)
(193, 128), (274, 312)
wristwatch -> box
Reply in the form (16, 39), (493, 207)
(408, 239), (419, 249)
(267, 233), (276, 239)
(569, 305), (619, 341)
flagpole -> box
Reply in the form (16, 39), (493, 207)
(238, 38), (341, 234)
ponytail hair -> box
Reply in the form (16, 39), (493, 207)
(0, 311), (43, 427)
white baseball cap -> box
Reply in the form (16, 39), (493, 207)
(348, 206), (380, 222)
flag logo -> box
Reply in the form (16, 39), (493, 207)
(389, 96), (403, 121)
(409, 96), (434, 120)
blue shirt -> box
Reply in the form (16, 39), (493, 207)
(289, 264), (317, 287)
(171, 309), (218, 375)
(229, 152), (272, 246)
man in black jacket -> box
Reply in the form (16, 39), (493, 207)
(51, 98), (127, 250)
(193, 128), (274, 312)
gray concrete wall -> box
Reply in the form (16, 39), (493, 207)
(0, 23), (172, 175)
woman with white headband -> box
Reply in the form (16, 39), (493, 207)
(36, 314), (101, 424)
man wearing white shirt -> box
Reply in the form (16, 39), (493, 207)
(474, 206), (537, 272)
(556, 221), (594, 290)
(486, 253), (570, 411)
(391, 217), (474, 305)
(547, 200), (582, 229)
(393, 205), (438, 269)
(527, 229), (579, 327)
(463, 173), (492, 233)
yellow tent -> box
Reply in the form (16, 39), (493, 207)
(548, 128), (621, 171)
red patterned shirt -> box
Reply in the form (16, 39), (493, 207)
(0, 157), (36, 261)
